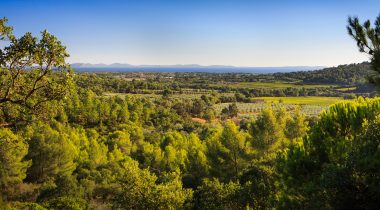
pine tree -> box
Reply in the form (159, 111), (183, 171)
(207, 121), (251, 181)
(285, 107), (309, 141)
(347, 14), (380, 89)
(0, 129), (30, 199)
(25, 123), (77, 183)
(249, 109), (286, 154)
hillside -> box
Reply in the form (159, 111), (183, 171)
(275, 62), (373, 85)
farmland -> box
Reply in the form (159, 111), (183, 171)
(209, 81), (335, 89)
(252, 96), (344, 105)
(86, 63), (374, 120)
(214, 102), (331, 117)
(105, 92), (344, 117)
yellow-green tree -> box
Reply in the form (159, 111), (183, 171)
(249, 109), (287, 156)
(285, 107), (309, 141)
(25, 123), (77, 183)
(0, 129), (30, 200)
(0, 18), (72, 124)
(113, 158), (192, 209)
(207, 121), (251, 181)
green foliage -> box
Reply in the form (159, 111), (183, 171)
(44, 196), (89, 210)
(277, 97), (380, 209)
(10, 202), (47, 210)
(221, 103), (239, 118)
(25, 123), (77, 183)
(113, 159), (192, 209)
(239, 165), (277, 210)
(249, 109), (287, 154)
(183, 133), (209, 188)
(194, 178), (243, 210)
(107, 130), (132, 155)
(1, 82), (378, 209)
(0, 18), (72, 124)
(285, 107), (309, 141)
(348, 14), (380, 89)
(0, 128), (30, 198)
(38, 175), (84, 203)
(207, 121), (252, 181)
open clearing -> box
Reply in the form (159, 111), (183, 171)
(252, 96), (345, 105)
(209, 82), (335, 89)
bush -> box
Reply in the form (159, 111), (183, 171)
(45, 197), (89, 210)
(11, 202), (47, 210)
(343, 93), (356, 99)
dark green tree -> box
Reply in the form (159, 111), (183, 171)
(194, 179), (243, 210)
(221, 103), (238, 118)
(277, 98), (380, 209)
(0, 129), (30, 200)
(347, 14), (380, 89)
(25, 123), (77, 183)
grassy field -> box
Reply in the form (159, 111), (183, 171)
(336, 87), (357, 92)
(215, 96), (348, 117)
(214, 102), (329, 117)
(252, 96), (344, 105)
(209, 82), (335, 89)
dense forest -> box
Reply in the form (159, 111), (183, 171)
(1, 14), (380, 210)
(274, 62), (373, 84)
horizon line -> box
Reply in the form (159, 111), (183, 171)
(69, 62), (368, 68)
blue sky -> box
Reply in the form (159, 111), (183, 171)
(1, 0), (379, 66)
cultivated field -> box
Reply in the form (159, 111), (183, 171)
(252, 96), (345, 105)
(106, 93), (347, 117)
(209, 82), (335, 89)
(214, 102), (329, 117)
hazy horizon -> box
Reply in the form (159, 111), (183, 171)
(70, 62), (327, 67)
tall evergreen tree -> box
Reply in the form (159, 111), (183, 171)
(0, 129), (30, 200)
(25, 123), (77, 183)
(347, 14), (380, 89)
(207, 122), (251, 181)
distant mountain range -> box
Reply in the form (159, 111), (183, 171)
(70, 63), (326, 73)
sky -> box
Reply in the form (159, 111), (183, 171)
(1, 0), (379, 67)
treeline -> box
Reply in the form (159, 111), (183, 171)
(1, 84), (380, 209)
(74, 74), (373, 100)
(173, 62), (374, 85)
(73, 62), (376, 98)
(276, 62), (373, 85)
